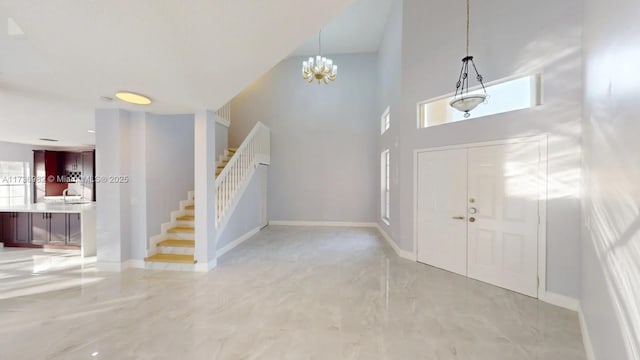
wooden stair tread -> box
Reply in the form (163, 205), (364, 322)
(176, 215), (194, 221)
(168, 226), (195, 233)
(185, 205), (194, 210)
(144, 253), (196, 264)
(158, 239), (195, 247)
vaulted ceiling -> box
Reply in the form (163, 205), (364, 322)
(0, 0), (355, 146)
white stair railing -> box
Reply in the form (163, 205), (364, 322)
(215, 101), (231, 125)
(215, 121), (270, 229)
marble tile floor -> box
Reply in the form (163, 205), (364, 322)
(0, 226), (586, 360)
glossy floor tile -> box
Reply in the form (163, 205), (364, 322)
(0, 226), (586, 359)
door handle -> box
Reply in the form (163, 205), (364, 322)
(452, 216), (465, 220)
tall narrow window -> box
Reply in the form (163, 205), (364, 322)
(0, 161), (30, 206)
(381, 150), (390, 223)
(381, 106), (390, 134)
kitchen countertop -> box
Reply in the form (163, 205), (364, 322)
(0, 202), (96, 213)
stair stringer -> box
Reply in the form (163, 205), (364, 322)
(146, 191), (195, 258)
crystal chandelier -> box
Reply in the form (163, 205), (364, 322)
(449, 0), (488, 117)
(302, 30), (338, 84)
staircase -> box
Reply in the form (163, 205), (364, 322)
(144, 147), (239, 270)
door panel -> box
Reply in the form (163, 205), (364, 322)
(32, 212), (49, 245)
(467, 142), (540, 297)
(1, 213), (15, 243)
(67, 213), (82, 246)
(49, 213), (67, 244)
(15, 212), (30, 243)
(416, 149), (468, 276)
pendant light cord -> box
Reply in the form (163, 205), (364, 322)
(319, 30), (322, 56)
(466, 0), (470, 57)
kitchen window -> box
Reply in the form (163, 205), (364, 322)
(0, 161), (30, 206)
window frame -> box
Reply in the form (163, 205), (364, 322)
(417, 73), (542, 129)
(0, 161), (30, 206)
(381, 106), (390, 134)
(381, 149), (390, 224)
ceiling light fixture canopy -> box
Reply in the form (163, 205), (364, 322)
(302, 30), (337, 84)
(115, 91), (152, 105)
(449, 0), (487, 117)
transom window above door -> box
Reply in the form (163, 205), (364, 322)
(417, 74), (541, 128)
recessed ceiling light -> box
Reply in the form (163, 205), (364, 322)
(88, 129), (96, 133)
(115, 91), (152, 105)
(39, 138), (59, 142)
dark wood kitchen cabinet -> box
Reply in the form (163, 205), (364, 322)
(67, 213), (82, 246)
(0, 212), (13, 243)
(33, 150), (67, 202)
(0, 212), (82, 248)
(81, 151), (95, 201)
(64, 152), (81, 172)
(33, 151), (46, 203)
(49, 213), (66, 244)
(30, 212), (70, 246)
(31, 212), (48, 245)
(1, 212), (33, 247)
(33, 150), (96, 202)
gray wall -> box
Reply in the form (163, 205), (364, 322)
(95, 110), (194, 264)
(128, 112), (148, 261)
(0, 141), (34, 164)
(230, 54), (379, 223)
(377, 0), (583, 299)
(377, 0), (403, 237)
(145, 114), (195, 247)
(217, 164), (267, 250)
(95, 109), (129, 264)
(582, 0), (640, 358)
(215, 122), (229, 161)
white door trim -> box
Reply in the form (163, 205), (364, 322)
(413, 135), (548, 299)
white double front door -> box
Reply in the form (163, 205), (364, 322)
(416, 140), (541, 297)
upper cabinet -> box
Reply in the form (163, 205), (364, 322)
(64, 152), (81, 172)
(81, 151), (95, 201)
(33, 150), (96, 202)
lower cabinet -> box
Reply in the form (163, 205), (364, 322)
(31, 213), (49, 245)
(68, 213), (82, 246)
(0, 212), (82, 247)
(1, 213), (31, 245)
(1, 212), (13, 243)
(49, 213), (67, 245)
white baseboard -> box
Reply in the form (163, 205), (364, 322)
(578, 304), (597, 360)
(540, 291), (580, 311)
(267, 221), (416, 261)
(375, 224), (415, 261)
(217, 226), (261, 258)
(96, 261), (128, 272)
(96, 259), (145, 272)
(125, 259), (146, 269)
(195, 258), (217, 272)
(268, 220), (377, 228)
